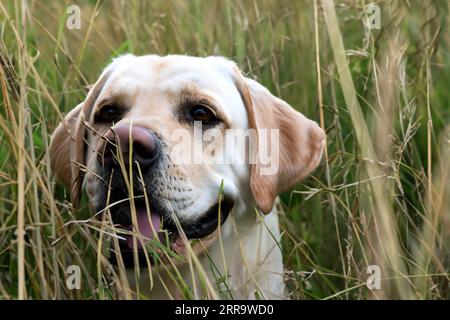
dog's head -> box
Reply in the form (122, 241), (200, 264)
(49, 54), (325, 265)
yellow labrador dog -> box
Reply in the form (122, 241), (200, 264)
(49, 54), (325, 299)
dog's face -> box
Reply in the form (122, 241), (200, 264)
(49, 54), (325, 265)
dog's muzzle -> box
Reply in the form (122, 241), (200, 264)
(107, 197), (235, 267)
(99, 123), (235, 267)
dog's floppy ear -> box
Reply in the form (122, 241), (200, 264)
(49, 69), (112, 208)
(50, 103), (85, 207)
(231, 66), (325, 214)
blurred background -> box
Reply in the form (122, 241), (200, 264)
(0, 0), (449, 299)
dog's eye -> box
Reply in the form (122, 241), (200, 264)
(95, 105), (121, 123)
(188, 105), (217, 125)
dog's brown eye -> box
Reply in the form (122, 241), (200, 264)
(189, 105), (217, 125)
(95, 105), (121, 123)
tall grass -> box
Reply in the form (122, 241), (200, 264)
(0, 0), (449, 299)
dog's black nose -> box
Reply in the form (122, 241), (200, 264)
(102, 124), (160, 169)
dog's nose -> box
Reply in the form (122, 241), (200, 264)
(102, 124), (160, 169)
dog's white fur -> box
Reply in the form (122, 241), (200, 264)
(130, 200), (285, 299)
(50, 54), (325, 299)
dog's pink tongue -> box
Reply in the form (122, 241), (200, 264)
(127, 206), (160, 249)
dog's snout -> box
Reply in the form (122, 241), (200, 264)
(102, 124), (160, 169)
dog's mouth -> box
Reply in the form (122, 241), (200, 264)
(107, 196), (234, 267)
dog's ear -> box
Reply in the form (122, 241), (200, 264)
(49, 69), (112, 208)
(50, 103), (85, 207)
(231, 66), (325, 214)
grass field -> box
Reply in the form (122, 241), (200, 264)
(0, 0), (449, 299)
